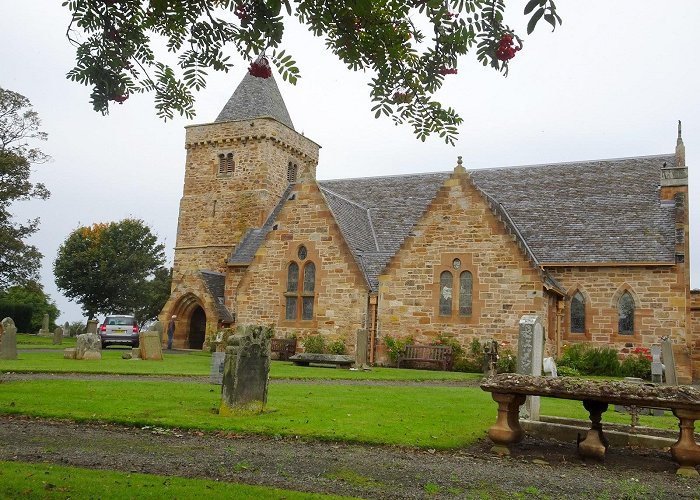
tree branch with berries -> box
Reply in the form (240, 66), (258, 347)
(63, 0), (560, 145)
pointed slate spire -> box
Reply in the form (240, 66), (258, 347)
(215, 61), (295, 130)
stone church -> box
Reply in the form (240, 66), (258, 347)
(160, 70), (699, 381)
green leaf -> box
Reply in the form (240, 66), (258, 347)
(527, 8), (545, 34)
(523, 0), (539, 15)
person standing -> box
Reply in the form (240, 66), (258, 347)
(167, 315), (176, 350)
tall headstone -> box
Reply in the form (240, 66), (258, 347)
(210, 351), (226, 384)
(517, 314), (545, 420)
(355, 329), (368, 367)
(86, 319), (98, 335)
(40, 313), (49, 335)
(661, 338), (678, 385)
(52, 327), (64, 345)
(651, 344), (664, 384)
(0, 317), (17, 360)
(75, 333), (101, 360)
(220, 325), (271, 414)
(63, 321), (70, 337)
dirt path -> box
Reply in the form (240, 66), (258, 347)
(1, 414), (698, 499)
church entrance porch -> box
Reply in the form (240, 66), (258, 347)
(189, 306), (206, 349)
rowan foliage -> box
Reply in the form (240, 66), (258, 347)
(63, 0), (560, 144)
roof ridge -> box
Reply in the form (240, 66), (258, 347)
(319, 186), (367, 210)
(472, 153), (673, 173)
(366, 208), (381, 252)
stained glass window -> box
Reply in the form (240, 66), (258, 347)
(458, 271), (472, 316)
(439, 271), (452, 316)
(571, 291), (585, 333)
(298, 245), (307, 261)
(618, 291), (634, 335)
(286, 262), (298, 292)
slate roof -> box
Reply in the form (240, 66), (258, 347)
(215, 71), (294, 129)
(200, 271), (234, 323)
(229, 185), (295, 265)
(469, 154), (677, 264)
(223, 154), (677, 293)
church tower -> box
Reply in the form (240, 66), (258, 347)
(163, 66), (320, 349)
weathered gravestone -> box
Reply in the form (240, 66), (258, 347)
(39, 313), (50, 336)
(0, 317), (18, 360)
(517, 314), (545, 420)
(651, 344), (664, 384)
(52, 326), (63, 345)
(86, 319), (98, 334)
(355, 328), (369, 368)
(63, 321), (70, 337)
(139, 332), (163, 360)
(210, 351), (226, 384)
(75, 333), (101, 360)
(661, 338), (678, 386)
(220, 325), (271, 414)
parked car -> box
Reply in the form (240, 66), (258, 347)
(100, 315), (139, 348)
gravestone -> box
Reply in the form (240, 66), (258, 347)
(86, 319), (98, 334)
(220, 325), (271, 414)
(132, 347), (141, 359)
(139, 332), (163, 360)
(63, 321), (70, 337)
(39, 313), (50, 336)
(0, 317), (17, 360)
(210, 351), (226, 384)
(75, 333), (101, 360)
(52, 326), (63, 345)
(517, 314), (544, 420)
(661, 338), (677, 385)
(64, 348), (76, 359)
(483, 339), (499, 377)
(651, 344), (664, 384)
(355, 329), (368, 368)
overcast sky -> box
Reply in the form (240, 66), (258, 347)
(1, 1), (698, 323)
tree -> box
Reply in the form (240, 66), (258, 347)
(0, 88), (50, 288)
(0, 281), (60, 332)
(53, 219), (166, 320)
(64, 0), (560, 145)
(133, 266), (172, 327)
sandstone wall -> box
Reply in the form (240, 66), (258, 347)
(234, 181), (369, 352)
(376, 170), (547, 362)
(548, 265), (688, 350)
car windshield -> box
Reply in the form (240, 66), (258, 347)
(106, 317), (134, 326)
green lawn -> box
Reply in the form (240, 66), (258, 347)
(0, 461), (352, 500)
(0, 349), (482, 381)
(16, 333), (77, 349)
(0, 379), (493, 448)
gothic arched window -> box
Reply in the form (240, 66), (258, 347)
(458, 271), (473, 316)
(439, 271), (453, 316)
(287, 161), (298, 183)
(570, 291), (585, 334)
(284, 246), (316, 322)
(618, 291), (635, 335)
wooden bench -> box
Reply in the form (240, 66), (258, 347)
(397, 344), (453, 371)
(289, 353), (355, 369)
(481, 373), (700, 476)
(270, 338), (297, 361)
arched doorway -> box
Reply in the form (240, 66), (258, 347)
(189, 306), (206, 349)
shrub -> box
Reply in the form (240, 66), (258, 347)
(557, 343), (589, 372)
(0, 303), (33, 333)
(327, 338), (347, 355)
(557, 343), (621, 377)
(383, 335), (413, 365)
(302, 334), (326, 354)
(621, 354), (652, 380)
(556, 365), (581, 378)
(497, 348), (517, 373)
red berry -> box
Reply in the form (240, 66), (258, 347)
(248, 57), (272, 79)
(110, 94), (128, 104)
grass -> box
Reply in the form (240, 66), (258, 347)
(0, 379), (493, 448)
(16, 333), (77, 350)
(0, 460), (352, 499)
(0, 349), (482, 381)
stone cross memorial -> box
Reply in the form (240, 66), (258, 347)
(220, 325), (271, 414)
(516, 314), (544, 420)
(0, 317), (17, 360)
(53, 326), (63, 345)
